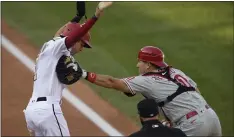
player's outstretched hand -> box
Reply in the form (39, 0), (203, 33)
(95, 2), (113, 18)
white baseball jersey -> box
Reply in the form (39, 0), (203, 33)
(122, 68), (208, 123)
(24, 37), (71, 136)
(32, 37), (71, 98)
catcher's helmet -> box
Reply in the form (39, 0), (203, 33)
(138, 46), (168, 67)
(61, 23), (91, 48)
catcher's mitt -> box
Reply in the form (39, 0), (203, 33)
(56, 55), (83, 85)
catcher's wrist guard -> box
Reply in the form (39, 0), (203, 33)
(82, 70), (97, 83)
(86, 72), (97, 83)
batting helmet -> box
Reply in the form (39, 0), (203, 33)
(61, 23), (91, 48)
(138, 46), (168, 67)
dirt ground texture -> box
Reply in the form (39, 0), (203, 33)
(1, 21), (139, 136)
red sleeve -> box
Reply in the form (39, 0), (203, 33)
(65, 16), (98, 48)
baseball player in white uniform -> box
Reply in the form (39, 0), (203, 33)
(23, 2), (112, 136)
(81, 46), (222, 136)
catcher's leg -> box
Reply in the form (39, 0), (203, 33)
(174, 107), (211, 136)
(177, 115), (209, 136)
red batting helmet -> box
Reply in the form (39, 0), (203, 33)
(61, 23), (92, 48)
(138, 46), (168, 67)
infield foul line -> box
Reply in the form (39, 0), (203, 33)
(1, 35), (123, 136)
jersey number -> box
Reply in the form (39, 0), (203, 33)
(174, 74), (192, 87)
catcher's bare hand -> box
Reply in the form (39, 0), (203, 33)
(95, 2), (113, 18)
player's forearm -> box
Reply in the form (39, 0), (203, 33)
(82, 71), (115, 88)
(81, 70), (132, 93)
(65, 16), (98, 48)
(94, 74), (116, 88)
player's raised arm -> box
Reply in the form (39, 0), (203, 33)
(54, 2), (86, 37)
(65, 2), (113, 49)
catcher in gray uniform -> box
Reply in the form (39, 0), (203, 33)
(80, 46), (222, 136)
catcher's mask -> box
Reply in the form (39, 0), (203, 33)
(61, 23), (92, 48)
(138, 46), (168, 68)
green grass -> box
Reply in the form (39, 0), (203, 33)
(2, 2), (233, 135)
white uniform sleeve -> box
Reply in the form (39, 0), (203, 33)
(44, 37), (69, 58)
(121, 76), (152, 95)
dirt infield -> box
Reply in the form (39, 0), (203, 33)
(1, 21), (139, 136)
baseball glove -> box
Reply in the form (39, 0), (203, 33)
(56, 55), (83, 85)
(71, 1), (87, 23)
(76, 1), (86, 17)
